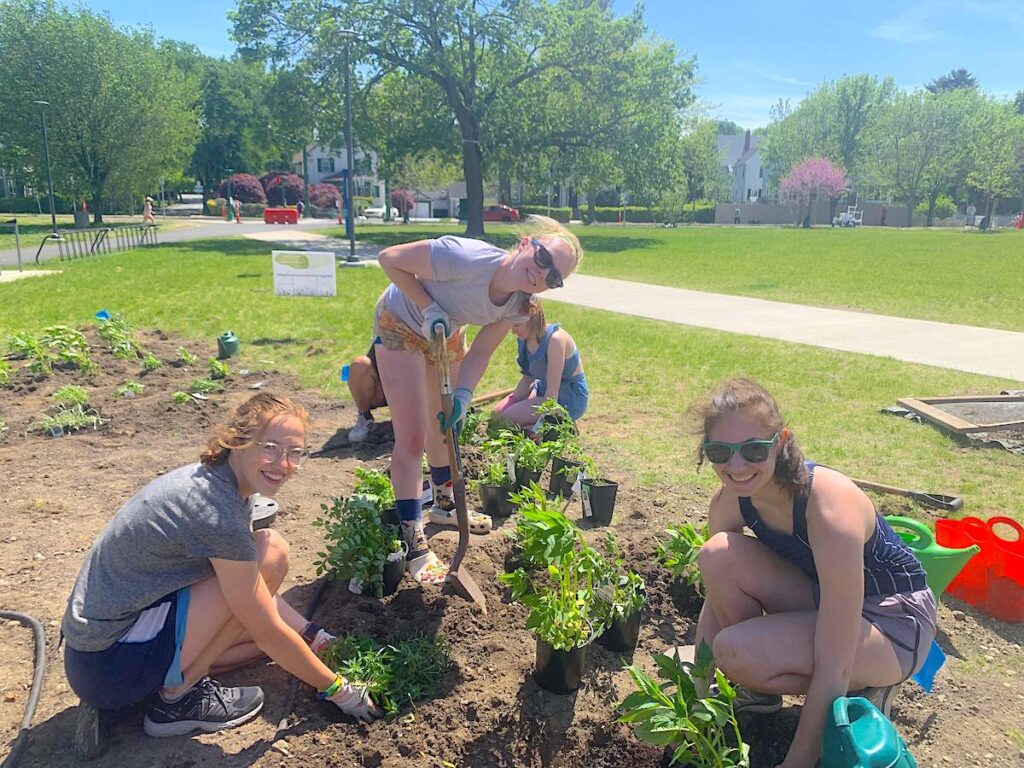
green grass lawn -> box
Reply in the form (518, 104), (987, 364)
(1, 237), (1020, 522)
(345, 224), (1024, 332)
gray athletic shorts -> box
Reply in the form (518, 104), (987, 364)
(816, 586), (937, 681)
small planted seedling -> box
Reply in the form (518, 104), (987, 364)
(51, 385), (90, 408)
(141, 353), (162, 372)
(176, 347), (198, 365)
(115, 380), (145, 398)
(320, 633), (450, 717)
(208, 357), (229, 380)
(34, 404), (103, 435)
(96, 313), (142, 360)
(188, 378), (221, 395)
(8, 332), (55, 374)
(459, 406), (487, 445)
(0, 416), (7, 432)
(40, 325), (97, 374)
(657, 522), (708, 597)
(0, 359), (12, 387)
(618, 641), (749, 767)
(171, 391), (192, 404)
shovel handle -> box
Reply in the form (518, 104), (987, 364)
(852, 478), (963, 512)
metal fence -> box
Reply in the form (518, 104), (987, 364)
(34, 223), (158, 264)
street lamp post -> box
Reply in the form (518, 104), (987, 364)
(34, 101), (57, 233)
(340, 29), (357, 259)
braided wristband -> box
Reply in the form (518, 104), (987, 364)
(317, 675), (344, 700)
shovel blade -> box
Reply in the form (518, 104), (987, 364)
(445, 565), (487, 614)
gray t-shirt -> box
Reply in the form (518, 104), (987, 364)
(382, 235), (529, 336)
(62, 462), (257, 652)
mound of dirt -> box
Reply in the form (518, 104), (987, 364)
(1, 328), (1022, 768)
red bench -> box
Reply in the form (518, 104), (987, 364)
(264, 208), (299, 225)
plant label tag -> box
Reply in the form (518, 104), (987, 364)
(582, 485), (592, 518)
(506, 456), (516, 484)
(571, 472), (583, 497)
(122, 390), (135, 398)
(49, 426), (64, 438)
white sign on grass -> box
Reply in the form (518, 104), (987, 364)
(272, 250), (337, 297)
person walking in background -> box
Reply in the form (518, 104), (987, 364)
(686, 378), (936, 768)
(492, 297), (589, 432)
(142, 197), (156, 225)
(233, 197), (242, 224)
(372, 218), (582, 585)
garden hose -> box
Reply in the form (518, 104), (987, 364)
(0, 611), (47, 768)
(274, 575), (332, 734)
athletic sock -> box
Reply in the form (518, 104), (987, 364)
(395, 497), (421, 522)
(429, 465), (452, 486)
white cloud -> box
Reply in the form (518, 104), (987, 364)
(735, 61), (813, 89)
(707, 93), (801, 130)
(872, 7), (943, 43)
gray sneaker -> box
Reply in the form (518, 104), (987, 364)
(348, 413), (372, 443)
(731, 685), (783, 714)
(143, 678), (264, 737)
(849, 682), (902, 718)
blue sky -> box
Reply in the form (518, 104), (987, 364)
(91, 0), (1021, 129)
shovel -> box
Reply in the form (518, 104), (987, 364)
(433, 325), (488, 614)
(852, 478), (964, 512)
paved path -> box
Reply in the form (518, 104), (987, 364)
(553, 275), (1023, 383)
(3, 224), (1020, 382)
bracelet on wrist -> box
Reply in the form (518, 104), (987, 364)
(317, 675), (344, 700)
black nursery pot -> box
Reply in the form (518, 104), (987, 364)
(598, 609), (642, 653)
(549, 456), (582, 499)
(380, 507), (399, 526)
(534, 637), (589, 694)
(514, 466), (542, 492)
(382, 553), (406, 596)
(479, 483), (516, 518)
(581, 478), (618, 525)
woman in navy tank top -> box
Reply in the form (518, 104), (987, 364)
(689, 378), (936, 768)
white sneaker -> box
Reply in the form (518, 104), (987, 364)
(348, 413), (372, 443)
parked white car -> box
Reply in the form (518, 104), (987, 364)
(364, 206), (399, 219)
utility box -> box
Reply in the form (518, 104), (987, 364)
(73, 210), (90, 228)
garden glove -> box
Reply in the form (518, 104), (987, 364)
(437, 387), (472, 436)
(420, 301), (451, 340)
(326, 679), (383, 723)
(300, 621), (335, 657)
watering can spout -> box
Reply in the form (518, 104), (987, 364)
(885, 516), (979, 595)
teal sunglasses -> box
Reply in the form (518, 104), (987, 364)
(702, 433), (779, 464)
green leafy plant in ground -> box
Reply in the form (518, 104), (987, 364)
(0, 416), (6, 432)
(658, 522), (709, 597)
(40, 326), (97, 374)
(208, 358), (229, 380)
(115, 380), (145, 397)
(314, 495), (401, 597)
(51, 385), (90, 408)
(0, 359), (11, 387)
(595, 532), (646, 625)
(7, 332), (55, 374)
(459, 406), (487, 445)
(176, 347), (197, 365)
(188, 378), (221, 395)
(618, 641), (749, 767)
(141, 353), (162, 371)
(96, 313), (143, 360)
(34, 404), (103, 434)
(352, 467), (396, 511)
(320, 633), (450, 717)
(170, 391), (192, 404)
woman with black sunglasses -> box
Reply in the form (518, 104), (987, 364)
(492, 297), (589, 431)
(371, 217), (582, 585)
(63, 393), (381, 754)
(687, 378), (935, 768)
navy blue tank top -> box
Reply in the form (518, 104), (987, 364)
(738, 463), (927, 597)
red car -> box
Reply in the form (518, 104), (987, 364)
(482, 204), (521, 223)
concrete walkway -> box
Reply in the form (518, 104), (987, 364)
(554, 275), (1023, 383)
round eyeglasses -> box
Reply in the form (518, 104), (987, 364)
(256, 440), (309, 467)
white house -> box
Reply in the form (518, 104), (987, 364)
(290, 142), (385, 204)
(718, 130), (764, 203)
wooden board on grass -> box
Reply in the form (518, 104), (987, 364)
(897, 395), (1024, 434)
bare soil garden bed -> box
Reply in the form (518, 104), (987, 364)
(1, 329), (1022, 768)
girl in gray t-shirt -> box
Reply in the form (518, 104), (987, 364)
(371, 218), (583, 585)
(63, 393), (381, 742)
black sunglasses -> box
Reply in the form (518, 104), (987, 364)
(531, 239), (563, 289)
(702, 433), (779, 464)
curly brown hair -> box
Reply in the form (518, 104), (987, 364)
(688, 378), (808, 495)
(200, 392), (309, 467)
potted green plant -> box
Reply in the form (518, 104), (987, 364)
(618, 642), (749, 768)
(314, 494), (403, 598)
(353, 467), (397, 524)
(534, 400), (585, 498)
(657, 522), (708, 599)
(578, 454), (618, 526)
(512, 433), (553, 491)
(507, 483), (580, 570)
(595, 532), (646, 653)
(474, 459), (516, 519)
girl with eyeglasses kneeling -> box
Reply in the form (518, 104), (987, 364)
(688, 378), (936, 768)
(63, 393), (381, 751)
(372, 217), (582, 585)
(492, 297), (588, 433)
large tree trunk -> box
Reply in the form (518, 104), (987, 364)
(925, 190), (939, 227)
(586, 189), (597, 224)
(458, 111), (485, 237)
(90, 192), (104, 225)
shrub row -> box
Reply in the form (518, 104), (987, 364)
(0, 195), (76, 214)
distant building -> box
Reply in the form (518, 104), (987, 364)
(718, 130), (764, 203)
(290, 142), (384, 204)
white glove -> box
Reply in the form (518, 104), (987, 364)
(309, 629), (335, 656)
(421, 302), (451, 339)
(327, 679), (383, 723)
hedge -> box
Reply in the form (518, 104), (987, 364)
(216, 173), (267, 204)
(0, 195), (76, 214)
(518, 205), (572, 223)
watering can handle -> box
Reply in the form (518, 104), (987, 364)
(987, 516), (1024, 543)
(830, 697), (870, 767)
(885, 516), (934, 548)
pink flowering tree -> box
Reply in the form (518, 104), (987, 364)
(779, 157), (848, 227)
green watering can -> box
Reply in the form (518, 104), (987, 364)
(217, 331), (240, 360)
(885, 516), (979, 595)
(821, 697), (917, 768)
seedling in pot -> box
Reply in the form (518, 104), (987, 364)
(507, 483), (580, 570)
(657, 522), (708, 597)
(596, 532), (645, 623)
(51, 385), (90, 408)
(115, 380), (145, 398)
(618, 641), (749, 767)
(314, 494), (402, 598)
(208, 357), (230, 380)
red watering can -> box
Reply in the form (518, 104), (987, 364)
(936, 516), (1024, 622)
